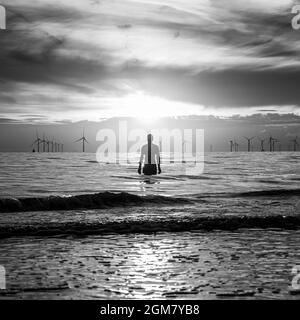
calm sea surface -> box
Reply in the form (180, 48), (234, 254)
(0, 152), (299, 198)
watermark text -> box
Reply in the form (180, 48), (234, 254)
(96, 120), (204, 175)
(0, 265), (5, 290)
(292, 5), (300, 30)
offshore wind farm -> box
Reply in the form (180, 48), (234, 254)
(32, 131), (64, 153)
(30, 130), (299, 154)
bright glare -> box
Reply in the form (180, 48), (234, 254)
(116, 92), (201, 120)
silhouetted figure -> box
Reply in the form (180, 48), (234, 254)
(138, 134), (161, 175)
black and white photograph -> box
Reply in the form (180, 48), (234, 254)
(0, 0), (300, 306)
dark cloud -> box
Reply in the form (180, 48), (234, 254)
(0, 0), (299, 122)
(0, 117), (23, 124)
(121, 66), (300, 107)
(19, 114), (47, 119)
(6, 4), (85, 26)
(0, 30), (118, 99)
(257, 109), (277, 112)
(229, 113), (300, 124)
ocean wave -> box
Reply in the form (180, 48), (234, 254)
(0, 215), (299, 238)
(257, 180), (282, 184)
(0, 192), (192, 213)
(231, 189), (300, 197)
(1, 188), (299, 213)
(195, 188), (300, 199)
(176, 175), (219, 180)
(290, 177), (300, 181)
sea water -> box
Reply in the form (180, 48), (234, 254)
(0, 152), (299, 299)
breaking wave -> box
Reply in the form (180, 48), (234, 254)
(0, 192), (192, 213)
(195, 188), (300, 199)
(0, 188), (299, 213)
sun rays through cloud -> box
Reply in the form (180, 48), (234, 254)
(0, 0), (300, 123)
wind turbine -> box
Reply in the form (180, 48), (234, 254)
(290, 136), (299, 152)
(41, 134), (47, 152)
(50, 138), (54, 152)
(268, 136), (276, 152)
(230, 140), (234, 152)
(244, 136), (254, 152)
(234, 140), (239, 152)
(32, 131), (41, 152)
(46, 139), (50, 152)
(272, 138), (279, 152)
(258, 138), (265, 152)
(75, 130), (89, 152)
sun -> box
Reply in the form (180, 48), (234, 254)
(102, 91), (203, 121)
(118, 92), (181, 119)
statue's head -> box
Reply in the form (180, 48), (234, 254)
(147, 133), (153, 143)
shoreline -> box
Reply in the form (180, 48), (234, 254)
(0, 230), (299, 300)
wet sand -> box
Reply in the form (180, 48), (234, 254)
(0, 229), (299, 300)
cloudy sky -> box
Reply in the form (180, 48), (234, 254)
(0, 0), (300, 124)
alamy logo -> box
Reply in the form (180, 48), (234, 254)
(0, 265), (5, 290)
(96, 120), (204, 176)
(0, 5), (6, 30)
(292, 5), (300, 30)
(291, 265), (300, 290)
